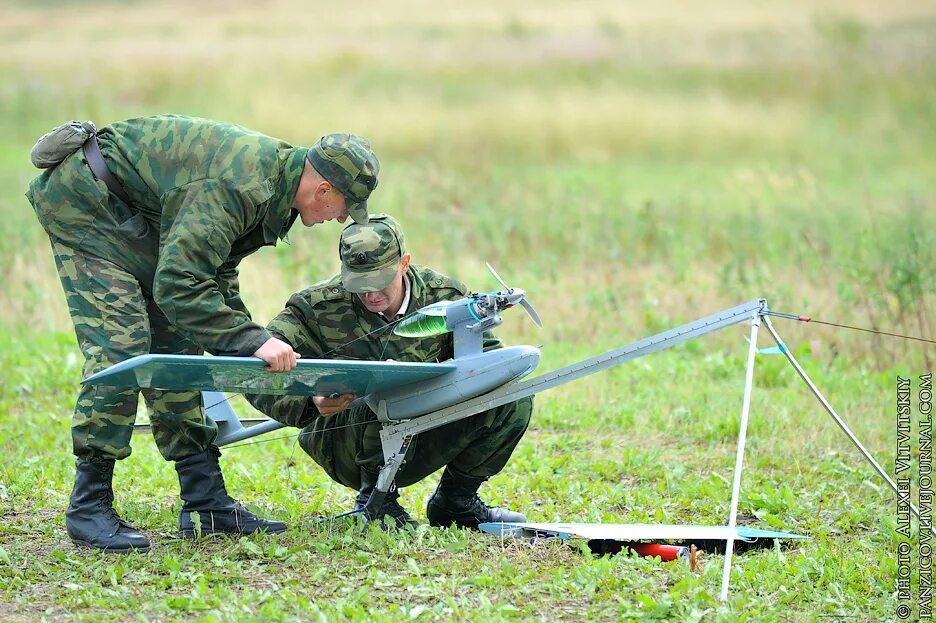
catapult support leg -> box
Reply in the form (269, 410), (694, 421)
(720, 315), (760, 602)
(364, 432), (412, 522)
(762, 316), (928, 530)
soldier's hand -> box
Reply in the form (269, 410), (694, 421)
(254, 337), (300, 372)
(313, 393), (357, 417)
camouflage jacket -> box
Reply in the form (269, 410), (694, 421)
(100, 115), (306, 355)
(249, 265), (501, 425)
(61, 115), (305, 355)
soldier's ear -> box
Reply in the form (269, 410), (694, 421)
(400, 253), (412, 272)
(315, 180), (332, 199)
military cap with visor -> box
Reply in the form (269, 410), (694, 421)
(340, 213), (406, 293)
(307, 133), (379, 225)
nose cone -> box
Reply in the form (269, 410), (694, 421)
(507, 344), (540, 380)
(506, 289), (526, 305)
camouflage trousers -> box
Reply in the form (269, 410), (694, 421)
(28, 149), (216, 461)
(297, 397), (533, 491)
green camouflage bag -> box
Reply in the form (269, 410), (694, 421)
(30, 120), (97, 168)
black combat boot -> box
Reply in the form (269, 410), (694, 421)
(175, 446), (287, 538)
(426, 469), (526, 530)
(65, 458), (151, 553)
(354, 480), (420, 529)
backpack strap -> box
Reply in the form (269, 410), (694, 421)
(82, 135), (133, 206)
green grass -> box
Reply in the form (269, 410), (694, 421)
(0, 1), (933, 620)
(0, 331), (908, 621)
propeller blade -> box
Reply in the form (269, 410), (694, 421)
(519, 298), (543, 328)
(485, 262), (511, 291)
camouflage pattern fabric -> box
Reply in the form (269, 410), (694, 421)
(262, 265), (499, 368)
(51, 239), (217, 460)
(339, 213), (406, 293)
(307, 133), (379, 225)
(27, 114), (312, 357)
(297, 397), (532, 490)
(247, 265), (532, 488)
(24, 115), (324, 460)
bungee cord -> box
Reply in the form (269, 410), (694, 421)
(765, 310), (936, 346)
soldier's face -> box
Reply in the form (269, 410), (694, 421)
(357, 255), (411, 316)
(358, 285), (398, 314)
(294, 162), (350, 226)
(298, 186), (348, 227)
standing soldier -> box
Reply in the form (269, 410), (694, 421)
(26, 115), (380, 552)
(248, 214), (531, 529)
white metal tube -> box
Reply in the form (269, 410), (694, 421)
(720, 315), (760, 601)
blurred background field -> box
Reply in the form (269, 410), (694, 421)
(0, 1), (934, 621)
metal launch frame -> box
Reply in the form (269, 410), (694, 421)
(188, 298), (909, 600)
(361, 298), (911, 601)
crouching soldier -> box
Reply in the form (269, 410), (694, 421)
(248, 214), (532, 528)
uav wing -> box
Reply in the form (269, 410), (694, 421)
(82, 354), (456, 397)
(479, 522), (807, 542)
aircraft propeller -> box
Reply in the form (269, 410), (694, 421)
(484, 262), (542, 328)
(394, 263), (542, 338)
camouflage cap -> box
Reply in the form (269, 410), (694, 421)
(339, 213), (407, 293)
(307, 133), (379, 225)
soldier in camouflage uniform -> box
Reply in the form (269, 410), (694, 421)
(248, 214), (531, 529)
(26, 115), (380, 552)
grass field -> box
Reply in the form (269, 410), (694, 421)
(1, 1), (934, 621)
